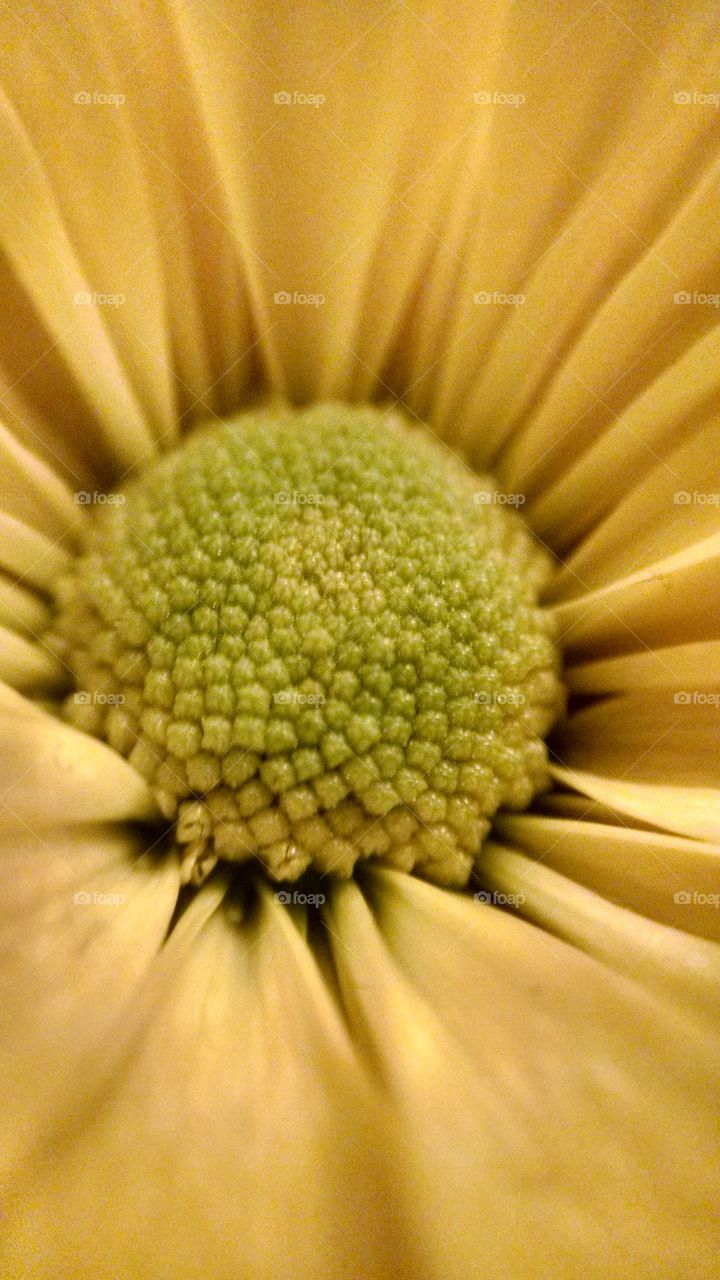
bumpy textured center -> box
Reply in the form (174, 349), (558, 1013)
(51, 404), (563, 887)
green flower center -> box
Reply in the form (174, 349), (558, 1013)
(50, 403), (563, 887)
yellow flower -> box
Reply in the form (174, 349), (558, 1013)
(1, 3), (718, 1277)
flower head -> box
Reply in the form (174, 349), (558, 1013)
(0, 2), (719, 1277)
(50, 402), (562, 885)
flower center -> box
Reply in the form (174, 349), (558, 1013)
(50, 403), (563, 888)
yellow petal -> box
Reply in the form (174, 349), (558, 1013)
(1, 885), (401, 1280)
(500, 194), (720, 541)
(0, 682), (157, 829)
(0, 511), (70, 591)
(551, 532), (720, 657)
(0, 577), (49, 636)
(551, 764), (720, 844)
(550, 690), (720, 841)
(567, 639), (720, 695)
(111, 1), (259, 416)
(0, 94), (162, 469)
(553, 689), (720, 788)
(0, 625), (65, 695)
(409, 4), (720, 470)
(479, 842), (720, 1013)
(0, 825), (179, 1180)
(0, 417), (81, 542)
(325, 870), (720, 1278)
(166, 0), (510, 404)
(544, 418), (720, 594)
(495, 811), (720, 942)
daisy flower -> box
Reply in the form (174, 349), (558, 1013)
(1, 2), (719, 1277)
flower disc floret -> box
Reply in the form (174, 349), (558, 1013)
(51, 404), (563, 887)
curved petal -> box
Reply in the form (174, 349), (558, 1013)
(0, 825), (179, 1181)
(0, 0), (264, 469)
(550, 532), (720, 657)
(324, 870), (720, 1279)
(0, 577), (50, 636)
(552, 689), (720, 789)
(0, 682), (157, 830)
(551, 763), (720, 844)
(498, 208), (720, 544)
(0, 511), (71, 592)
(543, 417), (720, 592)
(163, 0), (515, 404)
(448, 37), (720, 475)
(550, 690), (720, 841)
(478, 842), (720, 1016)
(0, 625), (65, 695)
(0, 90), (163, 470)
(0, 884), (404, 1280)
(0, 417), (81, 543)
(0, 0), (718, 514)
(566, 639), (720, 695)
(494, 811), (720, 941)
